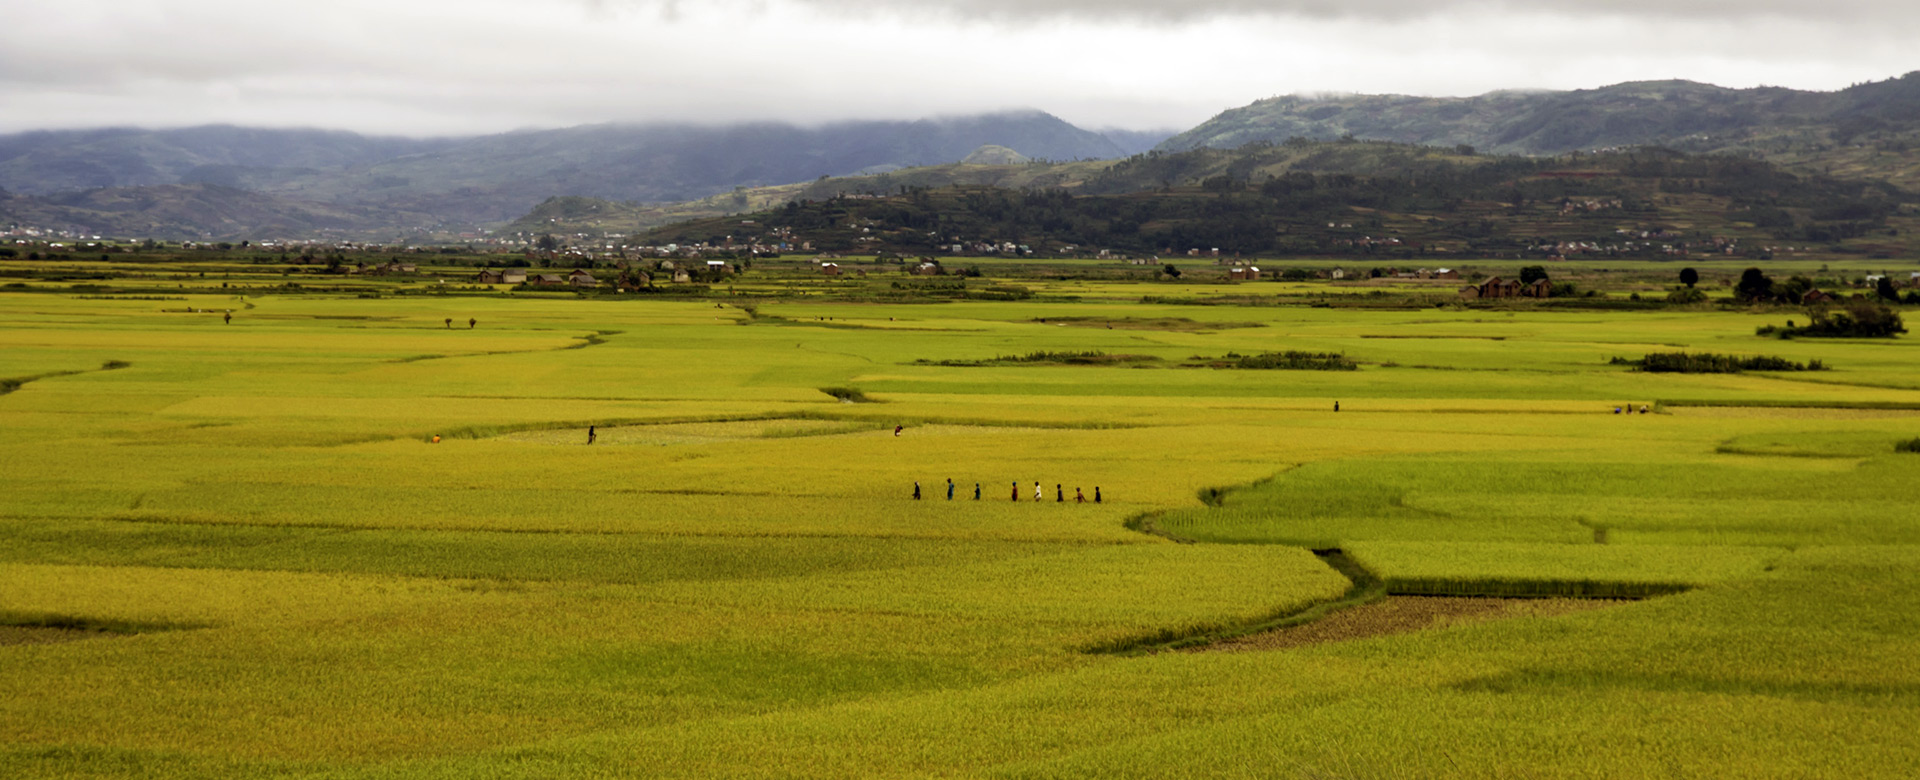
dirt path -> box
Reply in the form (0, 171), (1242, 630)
(1196, 596), (1619, 653)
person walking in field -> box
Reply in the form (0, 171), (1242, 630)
(445, 318), (453, 329)
(1011, 481), (1019, 501)
(469, 318), (476, 329)
(1034, 481), (1043, 501)
(223, 311), (231, 325)
(913, 481), (921, 500)
(894, 425), (903, 437)
(1333, 401), (1339, 412)
(1094, 487), (1102, 503)
(1075, 487), (1084, 503)
(946, 478), (954, 500)
(973, 483), (981, 500)
(587, 425), (596, 445)
(1056, 484), (1064, 503)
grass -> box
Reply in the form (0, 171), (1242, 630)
(2, 277), (1919, 778)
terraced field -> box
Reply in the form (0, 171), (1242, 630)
(3, 277), (1919, 778)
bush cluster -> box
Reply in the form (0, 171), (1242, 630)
(1617, 352), (1827, 373)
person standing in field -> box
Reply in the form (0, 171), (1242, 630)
(1034, 482), (1043, 501)
(973, 483), (981, 500)
(469, 318), (476, 329)
(587, 425), (596, 444)
(946, 478), (954, 500)
(1333, 401), (1339, 412)
(223, 311), (231, 325)
(1094, 487), (1102, 503)
(1075, 487), (1085, 503)
(913, 481), (921, 500)
(1056, 484), (1064, 503)
(445, 318), (452, 329)
(1011, 481), (1019, 501)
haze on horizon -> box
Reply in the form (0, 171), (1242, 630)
(2, 0), (1915, 138)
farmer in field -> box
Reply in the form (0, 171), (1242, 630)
(946, 478), (954, 500)
(1075, 487), (1085, 503)
(1034, 481), (1043, 501)
(1011, 482), (1019, 501)
(913, 481), (921, 500)
(1094, 487), (1102, 503)
(445, 318), (452, 329)
(894, 425), (902, 437)
(973, 483), (981, 500)
(223, 311), (231, 325)
(1333, 401), (1339, 412)
(469, 318), (476, 329)
(587, 425), (596, 444)
(1056, 484), (1064, 502)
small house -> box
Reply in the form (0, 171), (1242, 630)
(568, 269), (598, 287)
(1434, 268), (1459, 280)
(529, 273), (566, 286)
(820, 262), (841, 276)
(1228, 266), (1261, 281)
(499, 268), (527, 285)
(476, 270), (506, 284)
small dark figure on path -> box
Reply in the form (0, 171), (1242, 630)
(469, 318), (476, 329)
(894, 425), (903, 437)
(913, 482), (921, 500)
(1075, 487), (1084, 503)
(1056, 484), (1064, 503)
(946, 479), (954, 500)
(223, 311), (231, 325)
(1333, 401), (1339, 412)
(587, 425), (596, 444)
(973, 483), (981, 500)
(1011, 481), (1019, 501)
(1094, 487), (1102, 503)
(445, 318), (452, 329)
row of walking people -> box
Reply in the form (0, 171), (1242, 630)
(914, 479), (1102, 503)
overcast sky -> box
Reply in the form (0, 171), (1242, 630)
(2, 0), (1915, 137)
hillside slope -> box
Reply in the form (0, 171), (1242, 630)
(1162, 73), (1920, 188)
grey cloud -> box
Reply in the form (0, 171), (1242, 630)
(765, 0), (1907, 21)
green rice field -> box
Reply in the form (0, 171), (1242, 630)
(4, 268), (1919, 777)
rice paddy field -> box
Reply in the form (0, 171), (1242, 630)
(4, 269), (1920, 778)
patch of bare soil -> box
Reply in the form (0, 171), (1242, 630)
(1196, 596), (1619, 653)
(0, 625), (103, 646)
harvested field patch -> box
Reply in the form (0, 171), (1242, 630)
(1195, 596), (1619, 652)
(0, 625), (101, 646)
(1034, 316), (1263, 331)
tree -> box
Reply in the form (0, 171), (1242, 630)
(535, 233), (559, 251)
(1736, 267), (1774, 302)
(1877, 275), (1901, 301)
(1679, 267), (1699, 288)
(1518, 265), (1549, 285)
(1162, 263), (1182, 279)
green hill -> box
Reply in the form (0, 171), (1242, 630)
(637, 141), (1916, 260)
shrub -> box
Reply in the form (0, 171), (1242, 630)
(1232, 351), (1358, 371)
(819, 387), (873, 403)
(1762, 301), (1906, 339)
(1897, 437), (1920, 454)
(1621, 352), (1827, 373)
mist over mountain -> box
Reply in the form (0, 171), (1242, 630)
(1161, 73), (1920, 161)
(0, 111), (1129, 235)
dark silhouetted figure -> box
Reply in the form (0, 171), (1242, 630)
(1094, 487), (1102, 503)
(587, 425), (596, 444)
(1011, 482), (1019, 501)
(223, 311), (231, 325)
(913, 482), (921, 500)
(1333, 401), (1339, 412)
(445, 318), (452, 329)
(1075, 487), (1084, 503)
(973, 483), (981, 500)
(946, 479), (954, 500)
(469, 318), (476, 329)
(1056, 484), (1063, 503)
(894, 425), (903, 437)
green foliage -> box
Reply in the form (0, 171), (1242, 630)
(818, 386), (873, 403)
(1895, 437), (1920, 453)
(1759, 300), (1907, 338)
(1618, 352), (1828, 373)
(1228, 351), (1358, 371)
(1679, 267), (1699, 287)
